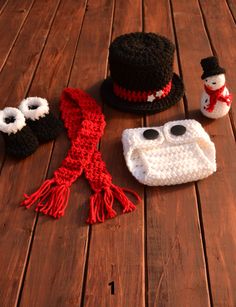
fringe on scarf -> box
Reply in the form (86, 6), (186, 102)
(21, 178), (70, 218)
(21, 180), (141, 224)
(86, 184), (141, 224)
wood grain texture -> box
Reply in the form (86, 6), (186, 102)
(0, 0), (61, 168)
(0, 0), (236, 306)
(172, 0), (236, 305)
(0, 0), (62, 306)
(0, 0), (9, 14)
(0, 0), (35, 71)
(82, 0), (145, 306)
(199, 0), (236, 130)
(15, 1), (89, 307)
(0, 0), (61, 109)
(0, 0), (35, 164)
(19, 0), (116, 306)
(144, 0), (210, 306)
(227, 0), (236, 21)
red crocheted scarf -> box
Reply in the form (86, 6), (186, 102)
(21, 88), (141, 224)
(204, 84), (232, 112)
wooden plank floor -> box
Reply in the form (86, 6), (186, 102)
(0, 0), (235, 306)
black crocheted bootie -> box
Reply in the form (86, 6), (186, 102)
(0, 107), (39, 159)
(19, 97), (63, 143)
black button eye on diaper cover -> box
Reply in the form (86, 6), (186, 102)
(143, 129), (159, 140)
(170, 124), (186, 136)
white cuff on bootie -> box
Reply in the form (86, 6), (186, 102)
(0, 107), (26, 135)
(19, 97), (49, 121)
(122, 119), (216, 186)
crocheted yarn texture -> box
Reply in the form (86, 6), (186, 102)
(122, 119), (216, 186)
(101, 32), (184, 114)
(19, 97), (63, 143)
(201, 56), (225, 80)
(21, 88), (141, 224)
(200, 56), (232, 119)
(0, 107), (39, 158)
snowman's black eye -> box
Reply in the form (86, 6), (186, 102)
(212, 82), (216, 85)
(205, 99), (208, 103)
(143, 129), (159, 140)
(4, 116), (15, 124)
(28, 104), (39, 110)
(170, 125), (186, 136)
(206, 79), (208, 82)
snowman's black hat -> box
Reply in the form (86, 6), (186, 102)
(201, 56), (225, 80)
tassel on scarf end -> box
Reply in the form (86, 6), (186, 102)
(86, 189), (118, 224)
(86, 185), (141, 224)
(21, 179), (70, 219)
(86, 216), (97, 224)
(111, 184), (141, 214)
(35, 206), (65, 219)
(21, 194), (31, 208)
(122, 202), (136, 214)
(86, 210), (117, 225)
(34, 185), (70, 219)
(21, 179), (55, 209)
(23, 193), (29, 200)
(86, 192), (100, 224)
(106, 210), (117, 219)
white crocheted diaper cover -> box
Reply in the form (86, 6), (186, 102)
(122, 119), (216, 186)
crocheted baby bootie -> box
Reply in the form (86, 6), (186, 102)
(0, 107), (39, 159)
(19, 97), (63, 143)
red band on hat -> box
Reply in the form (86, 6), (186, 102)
(113, 80), (172, 102)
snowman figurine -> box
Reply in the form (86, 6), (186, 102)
(200, 56), (232, 119)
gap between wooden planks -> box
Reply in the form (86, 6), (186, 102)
(199, 0), (236, 136)
(0, 0), (62, 168)
(0, 0), (234, 302)
(0, 0), (36, 72)
(0, 0), (36, 167)
(0, 0), (74, 306)
(11, 0), (88, 306)
(82, 0), (145, 306)
(198, 0), (236, 135)
(144, 0), (211, 306)
(172, 0), (236, 306)
(18, 0), (119, 306)
(227, 0), (236, 23)
(15, 0), (145, 306)
(0, 0), (9, 15)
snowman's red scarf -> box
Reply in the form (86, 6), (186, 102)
(21, 88), (141, 224)
(204, 84), (232, 112)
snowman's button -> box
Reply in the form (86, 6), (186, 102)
(143, 129), (159, 140)
(170, 125), (186, 136)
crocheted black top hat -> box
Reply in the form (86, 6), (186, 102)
(201, 56), (226, 80)
(100, 32), (184, 114)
